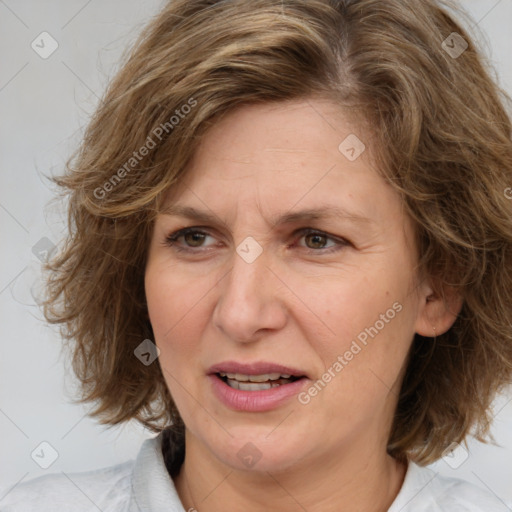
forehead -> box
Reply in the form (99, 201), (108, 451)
(190, 99), (364, 170)
(161, 99), (397, 225)
(164, 100), (379, 194)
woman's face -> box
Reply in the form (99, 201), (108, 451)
(145, 99), (434, 473)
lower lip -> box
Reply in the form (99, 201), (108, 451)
(208, 374), (308, 412)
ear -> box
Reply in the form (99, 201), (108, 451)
(414, 279), (463, 337)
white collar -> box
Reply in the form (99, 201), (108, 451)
(129, 434), (186, 512)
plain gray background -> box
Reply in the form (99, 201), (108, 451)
(1, 0), (511, 503)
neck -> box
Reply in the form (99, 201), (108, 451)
(174, 431), (407, 512)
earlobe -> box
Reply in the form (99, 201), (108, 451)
(415, 286), (463, 337)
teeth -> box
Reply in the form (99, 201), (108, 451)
(246, 373), (281, 382)
(218, 372), (291, 382)
(226, 380), (283, 391)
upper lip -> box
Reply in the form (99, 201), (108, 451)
(208, 361), (308, 378)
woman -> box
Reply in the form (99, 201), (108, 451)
(2, 0), (512, 510)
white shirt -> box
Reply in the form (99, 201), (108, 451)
(1, 433), (510, 511)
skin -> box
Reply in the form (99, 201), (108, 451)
(144, 99), (461, 512)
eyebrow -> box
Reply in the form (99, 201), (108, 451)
(160, 204), (374, 228)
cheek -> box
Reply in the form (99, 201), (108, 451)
(145, 263), (210, 364)
(145, 264), (213, 418)
(313, 263), (415, 384)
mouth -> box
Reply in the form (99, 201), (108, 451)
(207, 361), (309, 411)
(216, 372), (302, 391)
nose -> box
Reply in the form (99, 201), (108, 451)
(212, 248), (287, 343)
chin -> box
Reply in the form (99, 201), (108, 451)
(205, 428), (312, 474)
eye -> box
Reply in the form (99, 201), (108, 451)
(164, 226), (350, 255)
(294, 229), (349, 253)
(164, 227), (218, 252)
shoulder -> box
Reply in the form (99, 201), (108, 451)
(0, 459), (134, 512)
(429, 474), (512, 511)
(390, 462), (512, 512)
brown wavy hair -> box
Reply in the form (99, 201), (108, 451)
(45, 0), (512, 464)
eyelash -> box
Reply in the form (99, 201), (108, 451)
(163, 227), (350, 255)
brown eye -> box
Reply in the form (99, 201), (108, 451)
(304, 232), (328, 249)
(294, 229), (349, 254)
(165, 228), (216, 252)
(183, 231), (206, 247)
